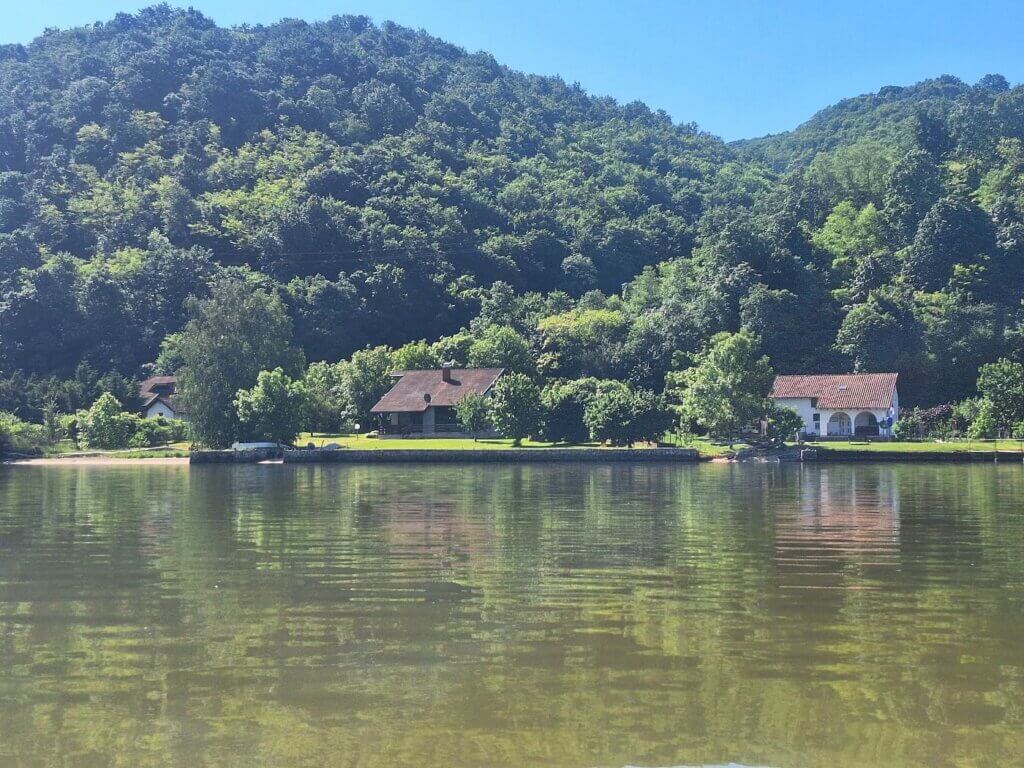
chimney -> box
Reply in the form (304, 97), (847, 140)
(441, 361), (453, 383)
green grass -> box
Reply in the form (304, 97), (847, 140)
(297, 433), (684, 451)
(299, 433), (734, 457)
(662, 435), (751, 457)
(41, 443), (192, 458)
(106, 448), (191, 459)
(807, 439), (1024, 453)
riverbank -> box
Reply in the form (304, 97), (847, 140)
(279, 446), (700, 464)
(6, 455), (189, 466)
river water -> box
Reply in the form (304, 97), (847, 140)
(0, 462), (1022, 767)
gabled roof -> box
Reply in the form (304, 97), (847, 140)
(771, 373), (898, 410)
(371, 368), (504, 413)
(139, 375), (177, 395)
(141, 392), (186, 415)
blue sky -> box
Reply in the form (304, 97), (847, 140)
(4, 1), (1023, 140)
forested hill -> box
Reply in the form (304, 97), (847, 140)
(732, 75), (1016, 168)
(2, 5), (1024, 413)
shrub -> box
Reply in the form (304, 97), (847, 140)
(765, 404), (804, 443)
(79, 393), (140, 449)
(584, 386), (673, 446)
(968, 400), (998, 439)
(130, 417), (188, 448)
(234, 368), (310, 445)
(541, 378), (627, 444)
(0, 412), (49, 456)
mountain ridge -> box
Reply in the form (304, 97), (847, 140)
(2, 5), (1024, 411)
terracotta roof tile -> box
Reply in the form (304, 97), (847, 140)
(371, 369), (504, 413)
(771, 373), (898, 410)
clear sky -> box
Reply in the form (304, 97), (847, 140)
(4, 0), (1023, 140)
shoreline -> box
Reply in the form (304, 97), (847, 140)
(6, 446), (1024, 467)
(4, 456), (190, 466)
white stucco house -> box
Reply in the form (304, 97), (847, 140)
(138, 376), (187, 421)
(770, 373), (898, 438)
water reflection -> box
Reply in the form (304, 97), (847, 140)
(0, 462), (1023, 767)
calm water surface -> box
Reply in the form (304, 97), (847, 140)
(1, 462), (1023, 768)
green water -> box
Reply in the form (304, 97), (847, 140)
(0, 462), (1022, 768)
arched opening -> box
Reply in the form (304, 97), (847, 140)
(854, 411), (879, 437)
(827, 412), (852, 436)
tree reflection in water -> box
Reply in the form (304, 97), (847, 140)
(0, 462), (1022, 767)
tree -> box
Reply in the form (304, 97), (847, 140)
(302, 361), (352, 434)
(833, 289), (927, 398)
(392, 340), (439, 371)
(678, 331), (773, 445)
(176, 277), (304, 448)
(454, 393), (491, 440)
(234, 368), (309, 445)
(764, 403), (804, 443)
(344, 346), (395, 427)
(79, 392), (139, 449)
(903, 196), (996, 292)
(881, 148), (944, 246)
(537, 309), (628, 378)
(627, 389), (675, 445)
(488, 373), (542, 445)
(976, 358), (1024, 435)
(540, 378), (621, 444)
(584, 385), (672, 446)
(467, 326), (536, 375)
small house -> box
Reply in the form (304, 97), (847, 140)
(770, 372), (898, 437)
(370, 364), (504, 437)
(138, 375), (187, 421)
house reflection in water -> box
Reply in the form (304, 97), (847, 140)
(774, 465), (901, 589)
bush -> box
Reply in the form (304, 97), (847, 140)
(968, 400), (998, 439)
(0, 412), (49, 456)
(79, 393), (140, 449)
(764, 404), (804, 443)
(234, 368), (310, 445)
(584, 386), (673, 446)
(893, 404), (955, 439)
(541, 378), (626, 444)
(130, 417), (188, 448)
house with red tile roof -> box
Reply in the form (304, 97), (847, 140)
(770, 373), (899, 437)
(370, 364), (504, 437)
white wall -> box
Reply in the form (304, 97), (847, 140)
(145, 402), (177, 420)
(774, 397), (818, 434)
(773, 390), (899, 437)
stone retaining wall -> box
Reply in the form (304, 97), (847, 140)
(812, 449), (1024, 463)
(189, 447), (283, 464)
(283, 447), (700, 464)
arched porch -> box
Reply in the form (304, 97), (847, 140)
(827, 412), (852, 436)
(854, 411), (879, 437)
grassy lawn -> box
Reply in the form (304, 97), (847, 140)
(807, 439), (1024, 453)
(299, 433), (734, 457)
(662, 435), (750, 457)
(298, 433), (607, 450)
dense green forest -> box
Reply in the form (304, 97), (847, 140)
(2, 5), (1024, 428)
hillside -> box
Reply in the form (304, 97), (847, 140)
(2, 5), (1024, 413)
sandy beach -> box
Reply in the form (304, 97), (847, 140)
(4, 456), (190, 466)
